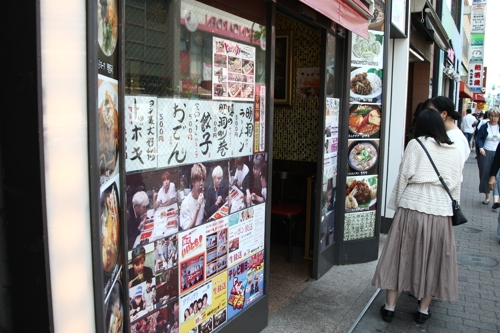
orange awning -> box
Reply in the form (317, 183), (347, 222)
(473, 93), (485, 102)
(459, 82), (473, 99)
(299, 0), (370, 39)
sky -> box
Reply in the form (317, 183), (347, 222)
(483, 1), (499, 93)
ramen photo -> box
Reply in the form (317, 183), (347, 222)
(348, 141), (378, 171)
(101, 183), (120, 273)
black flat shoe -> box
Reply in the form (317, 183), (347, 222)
(415, 311), (431, 324)
(380, 306), (394, 323)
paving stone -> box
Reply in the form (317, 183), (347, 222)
(351, 153), (500, 333)
(463, 319), (499, 331)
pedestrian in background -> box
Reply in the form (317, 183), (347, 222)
(461, 108), (476, 149)
(475, 108), (500, 207)
(474, 111), (489, 156)
(372, 109), (462, 325)
(489, 137), (500, 244)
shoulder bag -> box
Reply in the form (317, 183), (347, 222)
(416, 138), (468, 226)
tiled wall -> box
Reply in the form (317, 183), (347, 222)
(274, 15), (321, 162)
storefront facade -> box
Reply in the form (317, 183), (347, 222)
(0, 0), (396, 332)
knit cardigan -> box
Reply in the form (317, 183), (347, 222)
(388, 137), (463, 216)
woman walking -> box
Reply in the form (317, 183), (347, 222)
(424, 96), (470, 167)
(372, 109), (463, 324)
(475, 108), (500, 206)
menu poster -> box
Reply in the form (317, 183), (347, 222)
(100, 179), (122, 300)
(347, 139), (380, 176)
(227, 251), (264, 320)
(155, 98), (255, 167)
(180, 272), (228, 333)
(254, 84), (266, 153)
(233, 102), (255, 157)
(98, 75), (120, 186)
(213, 37), (256, 101)
(95, 1), (122, 331)
(97, 0), (118, 79)
(125, 96), (159, 172)
(296, 67), (321, 98)
(343, 211), (376, 241)
(345, 175), (378, 213)
(227, 206), (265, 268)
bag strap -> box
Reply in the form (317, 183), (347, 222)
(415, 138), (455, 202)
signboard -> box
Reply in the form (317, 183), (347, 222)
(469, 62), (484, 92)
(470, 44), (484, 63)
(471, 4), (486, 33)
(345, 11), (385, 241)
(471, 33), (485, 46)
(125, 98), (256, 172)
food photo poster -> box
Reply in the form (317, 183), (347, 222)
(346, 139), (380, 176)
(94, 0), (124, 330)
(348, 104), (382, 139)
(344, 0), (385, 241)
(212, 37), (256, 101)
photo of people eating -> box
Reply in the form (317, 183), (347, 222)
(228, 153), (267, 211)
(178, 161), (232, 231)
(128, 237), (180, 324)
(126, 167), (180, 250)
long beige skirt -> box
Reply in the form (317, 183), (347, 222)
(371, 207), (458, 301)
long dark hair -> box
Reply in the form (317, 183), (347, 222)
(414, 109), (453, 145)
(428, 96), (461, 121)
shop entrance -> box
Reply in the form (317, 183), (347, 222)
(269, 11), (342, 305)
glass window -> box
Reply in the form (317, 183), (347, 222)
(125, 0), (266, 96)
(123, 1), (268, 331)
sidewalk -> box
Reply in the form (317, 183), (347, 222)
(264, 152), (500, 333)
(353, 151), (500, 333)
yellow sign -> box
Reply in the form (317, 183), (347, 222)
(180, 271), (228, 333)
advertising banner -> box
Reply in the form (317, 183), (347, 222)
(179, 271), (228, 333)
(227, 251), (264, 320)
(471, 4), (486, 34)
(228, 205), (265, 267)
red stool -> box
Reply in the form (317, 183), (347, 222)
(271, 171), (304, 262)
